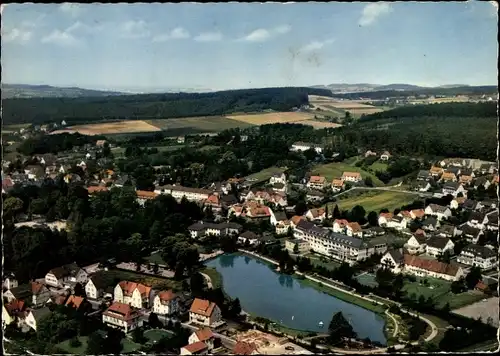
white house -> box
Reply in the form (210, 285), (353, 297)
(345, 222), (363, 237)
(85, 275), (108, 300)
(290, 142), (323, 153)
(378, 212), (394, 226)
(3, 274), (18, 290)
(45, 262), (88, 288)
(307, 176), (327, 190)
(2, 305), (13, 330)
(103, 302), (143, 333)
(457, 244), (497, 270)
(305, 208), (326, 223)
(386, 216), (407, 231)
(180, 342), (209, 355)
(189, 298), (222, 327)
(333, 219), (349, 234)
(380, 151), (392, 161)
(152, 290), (179, 316)
(154, 184), (212, 202)
(405, 234), (428, 255)
(3, 282), (51, 308)
(113, 281), (154, 309)
(188, 328), (217, 351)
(380, 250), (405, 274)
(331, 179), (344, 192)
(425, 236), (455, 258)
(442, 182), (467, 198)
(269, 173), (286, 186)
(341, 172), (362, 183)
(424, 204), (452, 221)
(285, 239), (310, 254)
(21, 307), (52, 332)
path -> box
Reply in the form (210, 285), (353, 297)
(240, 249), (439, 351)
(384, 309), (399, 338)
(332, 186), (433, 199)
(200, 272), (213, 289)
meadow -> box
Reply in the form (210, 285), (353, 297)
(311, 162), (385, 186)
(227, 112), (316, 125)
(244, 166), (288, 183)
(148, 116), (254, 132)
(51, 120), (161, 135)
(327, 190), (417, 212)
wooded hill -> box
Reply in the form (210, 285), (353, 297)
(2, 87), (332, 125)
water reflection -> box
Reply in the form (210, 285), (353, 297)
(244, 256), (251, 265)
(218, 254), (235, 268)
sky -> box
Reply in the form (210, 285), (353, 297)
(1, 2), (498, 92)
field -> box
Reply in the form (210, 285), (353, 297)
(57, 336), (141, 354)
(148, 116), (254, 133)
(327, 190), (417, 213)
(294, 119), (342, 129)
(369, 161), (389, 172)
(308, 95), (386, 117)
(144, 329), (174, 342)
(452, 297), (499, 326)
(51, 120), (161, 135)
(244, 166), (288, 183)
(227, 112), (315, 125)
(311, 162), (384, 186)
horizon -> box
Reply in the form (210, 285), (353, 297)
(2, 2), (498, 91)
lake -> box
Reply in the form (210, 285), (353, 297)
(205, 253), (386, 344)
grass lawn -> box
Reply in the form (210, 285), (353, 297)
(200, 267), (223, 289)
(146, 252), (167, 265)
(122, 338), (142, 353)
(105, 269), (183, 292)
(355, 273), (379, 288)
(369, 161), (389, 172)
(300, 252), (341, 270)
(244, 166), (287, 183)
(144, 329), (174, 342)
(56, 335), (142, 354)
(311, 162), (385, 186)
(326, 190), (417, 213)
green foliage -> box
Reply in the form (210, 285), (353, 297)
(17, 132), (100, 156)
(3, 87), (332, 125)
(328, 311), (356, 345)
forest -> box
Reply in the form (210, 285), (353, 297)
(2, 87), (332, 125)
(331, 85), (497, 100)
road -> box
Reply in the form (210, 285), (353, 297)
(333, 186), (433, 199)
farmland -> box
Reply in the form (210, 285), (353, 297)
(326, 190), (417, 213)
(148, 116), (255, 134)
(227, 112), (316, 125)
(244, 166), (288, 184)
(308, 95), (387, 117)
(311, 162), (385, 186)
(295, 119), (342, 129)
(51, 120), (161, 135)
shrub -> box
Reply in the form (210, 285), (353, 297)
(69, 337), (82, 348)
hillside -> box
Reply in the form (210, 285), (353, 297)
(1, 84), (125, 99)
(309, 83), (481, 94)
(1, 87), (333, 125)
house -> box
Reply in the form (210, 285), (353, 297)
(424, 204), (451, 220)
(440, 172), (457, 183)
(45, 262), (88, 288)
(483, 210), (498, 231)
(459, 175), (474, 185)
(414, 181), (432, 192)
(445, 167), (461, 176)
(3, 304), (13, 330)
(458, 224), (483, 243)
(102, 302), (143, 333)
(21, 307), (52, 332)
(331, 179), (344, 192)
(429, 166), (444, 177)
(4, 282), (51, 308)
(305, 208), (326, 223)
(188, 222), (243, 239)
(114, 174), (134, 188)
(421, 217), (440, 231)
(244, 189), (287, 207)
(457, 244), (497, 270)
(382, 253), (464, 281)
(152, 290), (179, 316)
(410, 209), (425, 220)
(341, 171), (362, 183)
(275, 220), (291, 235)
(136, 190), (158, 206)
(3, 273), (18, 290)
(233, 341), (258, 355)
(96, 140), (107, 147)
(380, 249), (405, 273)
(380, 151), (391, 161)
(405, 234), (428, 255)
(114, 281), (154, 309)
(188, 328), (217, 351)
(306, 189), (325, 202)
(363, 226), (385, 237)
(364, 150), (378, 158)
(449, 197), (467, 210)
(346, 222), (363, 237)
(180, 341), (209, 355)
(290, 215), (306, 229)
(436, 224), (458, 238)
(462, 199), (483, 211)
(238, 231), (261, 245)
(290, 141), (323, 154)
(442, 182), (466, 197)
(270, 211), (288, 227)
(378, 212), (394, 226)
(491, 175), (499, 186)
(417, 170), (431, 181)
(85, 273), (108, 300)
(473, 176), (491, 190)
(269, 182), (287, 194)
(177, 136), (186, 144)
(307, 176), (327, 190)
(189, 298), (222, 327)
(204, 194), (222, 212)
(333, 219), (349, 234)
(269, 173), (286, 185)
(285, 239), (309, 254)
(467, 211), (486, 229)
(425, 236), (454, 257)
(65, 295), (86, 310)
(155, 184), (212, 202)
(2, 177), (15, 194)
(386, 216), (407, 231)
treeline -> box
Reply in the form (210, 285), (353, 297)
(17, 133), (103, 156)
(2, 87), (332, 125)
(358, 102), (497, 122)
(332, 86), (497, 100)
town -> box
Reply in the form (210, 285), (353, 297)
(2, 2), (498, 355)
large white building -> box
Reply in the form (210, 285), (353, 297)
(457, 244), (497, 270)
(114, 281), (154, 309)
(293, 220), (386, 265)
(103, 302), (143, 333)
(290, 142), (323, 154)
(45, 262), (88, 288)
(154, 184), (213, 202)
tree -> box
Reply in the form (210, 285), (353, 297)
(4, 196), (24, 220)
(332, 204), (341, 219)
(364, 176), (373, 187)
(465, 266), (482, 290)
(148, 312), (162, 328)
(367, 211), (378, 226)
(293, 243), (299, 254)
(132, 327), (146, 344)
(230, 298), (242, 317)
(86, 331), (105, 355)
(73, 283), (86, 298)
(152, 263), (160, 275)
(349, 205), (366, 223)
(190, 272), (207, 296)
(328, 312), (356, 345)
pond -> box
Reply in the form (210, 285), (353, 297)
(205, 253), (386, 344)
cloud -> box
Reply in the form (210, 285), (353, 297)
(120, 20), (151, 39)
(300, 39), (335, 53)
(59, 3), (83, 18)
(41, 29), (79, 46)
(152, 27), (190, 42)
(240, 25), (292, 42)
(2, 28), (32, 44)
(194, 32), (223, 42)
(359, 3), (393, 26)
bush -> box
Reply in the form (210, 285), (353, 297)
(70, 337), (82, 348)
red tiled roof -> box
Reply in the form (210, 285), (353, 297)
(31, 281), (47, 295)
(183, 341), (208, 354)
(411, 209), (425, 218)
(65, 295), (84, 309)
(118, 281), (152, 297)
(404, 254), (459, 276)
(194, 328), (214, 342)
(5, 300), (25, 314)
(347, 222), (362, 233)
(379, 212), (393, 219)
(158, 290), (176, 303)
(103, 302), (138, 321)
(334, 219), (349, 226)
(291, 215), (305, 225)
(309, 175), (326, 183)
(233, 341), (258, 355)
(87, 186), (108, 194)
(342, 171), (361, 178)
(136, 190), (158, 199)
(189, 298), (217, 317)
(308, 208), (325, 218)
(331, 179), (344, 187)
